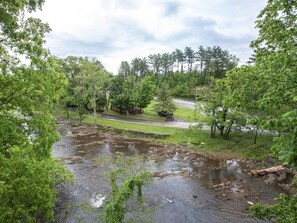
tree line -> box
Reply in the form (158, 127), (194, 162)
(119, 45), (238, 83)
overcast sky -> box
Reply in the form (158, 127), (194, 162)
(33, 0), (267, 74)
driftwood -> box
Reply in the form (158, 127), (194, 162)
(251, 165), (288, 176)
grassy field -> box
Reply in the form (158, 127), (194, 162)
(101, 100), (199, 123)
(102, 108), (166, 122)
(56, 108), (181, 134)
(55, 107), (275, 160)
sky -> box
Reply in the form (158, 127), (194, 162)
(33, 0), (267, 74)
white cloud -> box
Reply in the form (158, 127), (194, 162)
(33, 0), (267, 74)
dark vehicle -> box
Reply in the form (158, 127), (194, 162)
(158, 110), (173, 118)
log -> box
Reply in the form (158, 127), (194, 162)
(251, 165), (287, 176)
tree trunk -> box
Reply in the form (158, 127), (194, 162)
(210, 125), (214, 138)
(93, 92), (96, 124)
(65, 106), (69, 119)
(220, 109), (228, 135)
(223, 121), (233, 139)
(254, 129), (258, 144)
(105, 91), (109, 112)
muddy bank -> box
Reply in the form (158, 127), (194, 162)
(54, 120), (293, 223)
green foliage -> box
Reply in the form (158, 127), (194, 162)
(105, 169), (152, 223)
(153, 83), (176, 114)
(221, 1), (297, 221)
(118, 45), (238, 99)
(222, 0), (297, 165)
(74, 58), (109, 122)
(0, 147), (72, 223)
(97, 153), (153, 223)
(0, 1), (71, 222)
(59, 57), (110, 122)
(109, 75), (155, 115)
(250, 194), (297, 223)
(135, 76), (156, 110)
(109, 75), (135, 114)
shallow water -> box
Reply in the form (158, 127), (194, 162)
(54, 121), (280, 223)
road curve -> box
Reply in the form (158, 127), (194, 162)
(100, 114), (197, 129)
(173, 98), (195, 110)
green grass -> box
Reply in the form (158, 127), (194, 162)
(144, 100), (199, 122)
(173, 103), (197, 122)
(55, 107), (275, 160)
(56, 108), (181, 135)
(100, 100), (201, 123)
(164, 127), (274, 160)
(102, 109), (166, 122)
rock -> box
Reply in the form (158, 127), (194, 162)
(264, 174), (278, 185)
(164, 197), (174, 204)
(251, 165), (287, 176)
(212, 181), (232, 190)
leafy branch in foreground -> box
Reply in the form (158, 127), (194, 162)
(97, 153), (153, 223)
(250, 194), (297, 223)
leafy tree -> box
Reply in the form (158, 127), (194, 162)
(58, 56), (85, 117)
(153, 83), (176, 115)
(148, 53), (162, 84)
(175, 49), (185, 73)
(118, 61), (131, 77)
(229, 0), (297, 166)
(184, 46), (195, 72)
(0, 0), (71, 222)
(220, 0), (297, 220)
(135, 76), (156, 111)
(74, 58), (109, 123)
(109, 75), (136, 115)
(161, 53), (171, 76)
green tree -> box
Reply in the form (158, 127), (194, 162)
(243, 0), (297, 165)
(74, 58), (109, 123)
(161, 53), (171, 76)
(184, 46), (195, 72)
(223, 0), (297, 220)
(0, 0), (71, 222)
(118, 61), (131, 77)
(135, 76), (156, 111)
(109, 75), (136, 115)
(175, 49), (185, 73)
(153, 83), (176, 116)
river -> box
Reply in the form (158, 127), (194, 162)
(53, 120), (281, 223)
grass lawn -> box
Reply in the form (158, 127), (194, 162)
(100, 100), (202, 123)
(102, 109), (166, 122)
(165, 128), (274, 160)
(56, 108), (181, 135)
(55, 107), (275, 160)
(144, 100), (199, 122)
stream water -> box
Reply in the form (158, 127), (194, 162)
(53, 121), (281, 223)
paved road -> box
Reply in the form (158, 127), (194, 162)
(99, 99), (202, 129)
(101, 114), (196, 129)
(173, 98), (195, 110)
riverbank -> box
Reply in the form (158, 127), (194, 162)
(54, 108), (275, 161)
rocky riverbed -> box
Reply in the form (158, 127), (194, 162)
(53, 120), (294, 223)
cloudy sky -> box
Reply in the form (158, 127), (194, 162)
(33, 0), (267, 74)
